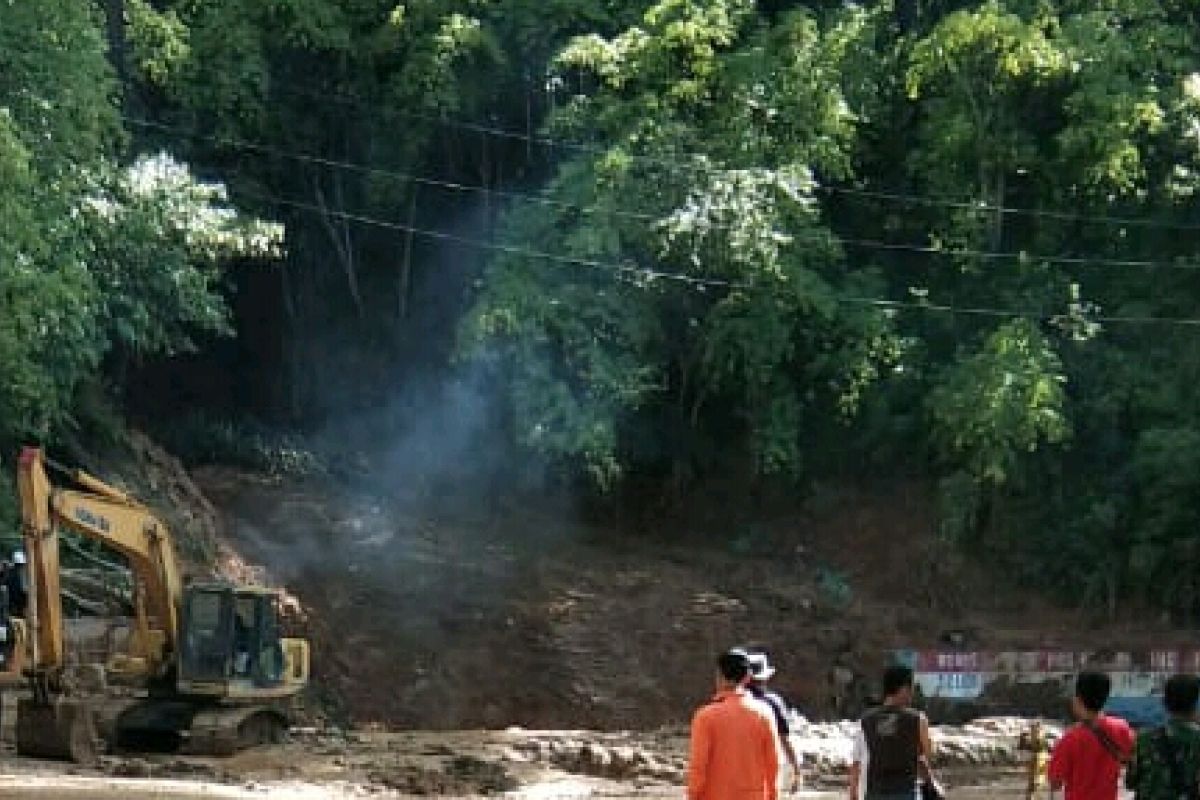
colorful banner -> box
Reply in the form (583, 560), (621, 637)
(895, 649), (1193, 700)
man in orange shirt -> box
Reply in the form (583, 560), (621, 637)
(688, 648), (780, 800)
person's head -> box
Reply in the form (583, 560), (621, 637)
(745, 649), (777, 685)
(882, 664), (915, 705)
(1071, 671), (1112, 719)
(1164, 674), (1200, 719)
(716, 648), (750, 691)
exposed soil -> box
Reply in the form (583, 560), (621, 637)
(192, 468), (1192, 731)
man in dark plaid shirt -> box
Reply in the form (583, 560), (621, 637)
(1127, 674), (1200, 800)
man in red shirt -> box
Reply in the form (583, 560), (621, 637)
(1049, 670), (1135, 800)
(688, 648), (780, 800)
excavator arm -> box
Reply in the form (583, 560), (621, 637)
(17, 447), (182, 679)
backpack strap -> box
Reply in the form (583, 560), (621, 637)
(1084, 719), (1129, 765)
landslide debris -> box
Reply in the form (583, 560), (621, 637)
(1, 717), (1052, 797)
(99, 756), (233, 783)
(509, 733), (685, 782)
(192, 464), (1198, 733)
(367, 756), (516, 795)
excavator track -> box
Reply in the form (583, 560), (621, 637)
(183, 706), (287, 756)
(14, 696), (290, 760)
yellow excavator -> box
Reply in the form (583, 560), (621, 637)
(1, 447), (309, 762)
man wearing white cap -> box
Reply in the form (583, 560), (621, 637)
(746, 649), (802, 794)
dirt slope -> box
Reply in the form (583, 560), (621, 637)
(187, 468), (1193, 731)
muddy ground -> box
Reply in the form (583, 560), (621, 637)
(0, 723), (1059, 799)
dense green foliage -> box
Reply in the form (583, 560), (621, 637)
(0, 0), (279, 451)
(8, 0), (1200, 616)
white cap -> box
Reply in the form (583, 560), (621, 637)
(747, 652), (777, 681)
(11, 550), (25, 565)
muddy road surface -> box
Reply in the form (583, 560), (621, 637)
(0, 776), (346, 799)
(0, 719), (1099, 799)
(0, 778), (1048, 800)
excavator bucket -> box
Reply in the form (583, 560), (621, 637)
(16, 697), (100, 764)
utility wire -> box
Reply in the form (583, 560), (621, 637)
(238, 188), (739, 290)
(256, 82), (1200, 233)
(125, 116), (637, 220)
(125, 115), (1200, 273)
(811, 184), (1200, 232)
(238, 186), (1200, 328)
(838, 296), (1200, 327)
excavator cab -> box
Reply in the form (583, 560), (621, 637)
(177, 584), (308, 698)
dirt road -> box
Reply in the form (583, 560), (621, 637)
(0, 776), (349, 799)
(0, 774), (1092, 799)
(0, 721), (1077, 800)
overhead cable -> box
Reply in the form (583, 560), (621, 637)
(124, 116), (1200, 273)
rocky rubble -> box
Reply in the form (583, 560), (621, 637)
(509, 735), (686, 782)
(487, 716), (1052, 790)
(788, 716), (1059, 780)
(99, 756), (233, 783)
(933, 717), (1061, 767)
(1, 719), (1054, 798)
(366, 756), (516, 796)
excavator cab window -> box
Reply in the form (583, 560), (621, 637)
(179, 586), (286, 689)
(179, 587), (234, 684)
(252, 595), (285, 686)
(232, 596), (256, 677)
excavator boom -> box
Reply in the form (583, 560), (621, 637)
(17, 446), (60, 670)
(18, 447), (181, 677)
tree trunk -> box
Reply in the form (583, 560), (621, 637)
(480, 131), (492, 238)
(100, 0), (128, 107)
(991, 169), (1006, 251)
(313, 174), (364, 317)
(279, 261), (304, 422)
(895, 0), (918, 33)
(398, 184), (418, 321)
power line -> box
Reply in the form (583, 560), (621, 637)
(238, 186), (1200, 329)
(125, 115), (1200, 273)
(239, 188), (738, 290)
(839, 296), (1200, 327)
(813, 184), (1200, 233)
(832, 235), (1199, 272)
(125, 116), (611, 219)
(258, 82), (1200, 233)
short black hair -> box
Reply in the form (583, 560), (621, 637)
(1075, 671), (1112, 713)
(718, 650), (750, 682)
(1164, 674), (1200, 717)
(883, 664), (914, 696)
